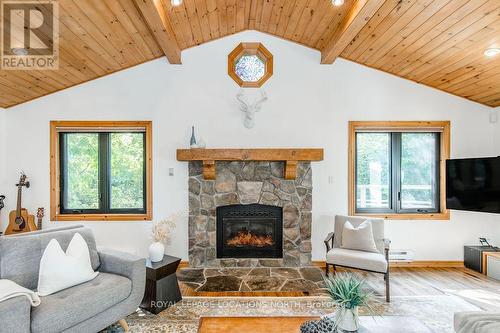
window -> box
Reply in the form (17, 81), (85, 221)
(228, 42), (273, 88)
(349, 121), (450, 220)
(50, 121), (152, 221)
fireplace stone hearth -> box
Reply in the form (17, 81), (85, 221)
(188, 160), (312, 267)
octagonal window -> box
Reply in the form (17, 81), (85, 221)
(235, 55), (265, 82)
(228, 43), (273, 87)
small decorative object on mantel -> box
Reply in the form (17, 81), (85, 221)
(236, 89), (268, 129)
(190, 126), (197, 148)
(149, 214), (177, 263)
(323, 273), (378, 332)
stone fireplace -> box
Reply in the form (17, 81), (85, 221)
(187, 160), (313, 267)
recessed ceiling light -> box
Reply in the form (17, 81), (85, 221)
(332, 0), (344, 6)
(171, 0), (182, 6)
(484, 48), (500, 57)
(11, 48), (28, 56)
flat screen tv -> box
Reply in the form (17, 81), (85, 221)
(446, 156), (500, 214)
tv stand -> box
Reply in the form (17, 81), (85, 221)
(464, 246), (500, 273)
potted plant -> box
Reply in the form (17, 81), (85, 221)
(149, 214), (177, 262)
(323, 273), (377, 332)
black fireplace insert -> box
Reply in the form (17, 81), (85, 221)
(216, 204), (283, 259)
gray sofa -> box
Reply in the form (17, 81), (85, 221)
(0, 225), (146, 333)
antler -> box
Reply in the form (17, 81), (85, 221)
(236, 91), (248, 112)
(254, 90), (268, 112)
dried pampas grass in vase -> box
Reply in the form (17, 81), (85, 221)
(149, 214), (178, 262)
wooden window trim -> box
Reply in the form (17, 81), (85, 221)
(348, 121), (450, 220)
(50, 121), (153, 222)
(228, 42), (273, 88)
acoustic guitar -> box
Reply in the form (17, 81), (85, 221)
(4, 173), (37, 235)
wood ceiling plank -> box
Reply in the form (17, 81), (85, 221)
(0, 75), (46, 99)
(118, 0), (164, 57)
(206, 0), (221, 39)
(133, 0), (182, 62)
(445, 65), (500, 93)
(283, 0), (309, 40)
(424, 48), (500, 89)
(106, 0), (159, 59)
(452, 70), (500, 96)
(321, 0), (387, 64)
(172, 2), (196, 47)
(355, 0), (437, 65)
(404, 16), (500, 81)
(79, 0), (145, 65)
(194, 0), (213, 41)
(217, 0), (229, 36)
(226, 0), (237, 34)
(267, 0), (286, 35)
(259, 0), (274, 32)
(248, 0), (258, 29)
(163, 1), (190, 49)
(376, 0), (473, 71)
(341, 0), (407, 58)
(368, 0), (454, 68)
(311, 0), (353, 49)
(391, 0), (499, 76)
(300, 0), (334, 47)
(254, 0), (264, 31)
(291, 0), (320, 42)
(236, 0), (246, 31)
(60, 0), (128, 66)
(184, 0), (205, 45)
(274, 0), (296, 37)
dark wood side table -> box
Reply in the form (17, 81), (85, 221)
(140, 255), (182, 314)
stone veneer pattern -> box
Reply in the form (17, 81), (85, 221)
(188, 161), (313, 267)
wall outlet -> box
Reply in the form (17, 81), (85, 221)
(168, 168), (174, 176)
(328, 176), (334, 184)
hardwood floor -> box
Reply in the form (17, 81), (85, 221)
(180, 266), (500, 298)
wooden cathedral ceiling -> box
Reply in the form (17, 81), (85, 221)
(0, 0), (499, 108)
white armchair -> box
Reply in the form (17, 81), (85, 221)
(324, 215), (391, 302)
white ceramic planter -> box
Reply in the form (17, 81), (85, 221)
(338, 307), (359, 332)
(148, 241), (165, 262)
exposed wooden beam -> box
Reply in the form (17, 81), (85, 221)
(321, 0), (386, 64)
(133, 0), (181, 64)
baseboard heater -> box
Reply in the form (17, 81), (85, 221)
(389, 250), (414, 262)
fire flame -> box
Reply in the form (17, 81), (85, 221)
(226, 230), (274, 247)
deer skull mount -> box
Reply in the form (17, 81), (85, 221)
(236, 89), (268, 129)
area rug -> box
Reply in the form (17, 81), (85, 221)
(177, 267), (327, 294)
(103, 295), (479, 333)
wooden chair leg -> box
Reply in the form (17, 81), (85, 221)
(385, 271), (390, 303)
(325, 263), (329, 277)
(332, 265), (336, 274)
(118, 319), (129, 332)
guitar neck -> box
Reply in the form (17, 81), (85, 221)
(16, 187), (22, 216)
(37, 218), (42, 230)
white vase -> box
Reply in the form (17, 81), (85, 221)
(148, 241), (165, 262)
(337, 307), (359, 332)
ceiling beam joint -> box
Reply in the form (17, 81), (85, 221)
(321, 0), (386, 64)
(133, 0), (182, 64)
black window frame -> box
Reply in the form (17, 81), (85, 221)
(59, 131), (147, 215)
(355, 131), (441, 215)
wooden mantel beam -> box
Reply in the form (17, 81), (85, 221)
(177, 148), (324, 180)
(133, 0), (181, 64)
(321, 0), (386, 64)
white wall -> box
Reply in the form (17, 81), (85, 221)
(1, 31), (499, 260)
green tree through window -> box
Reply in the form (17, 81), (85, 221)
(60, 131), (146, 214)
(355, 132), (440, 214)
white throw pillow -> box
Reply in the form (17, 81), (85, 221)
(37, 233), (98, 296)
(341, 220), (379, 253)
